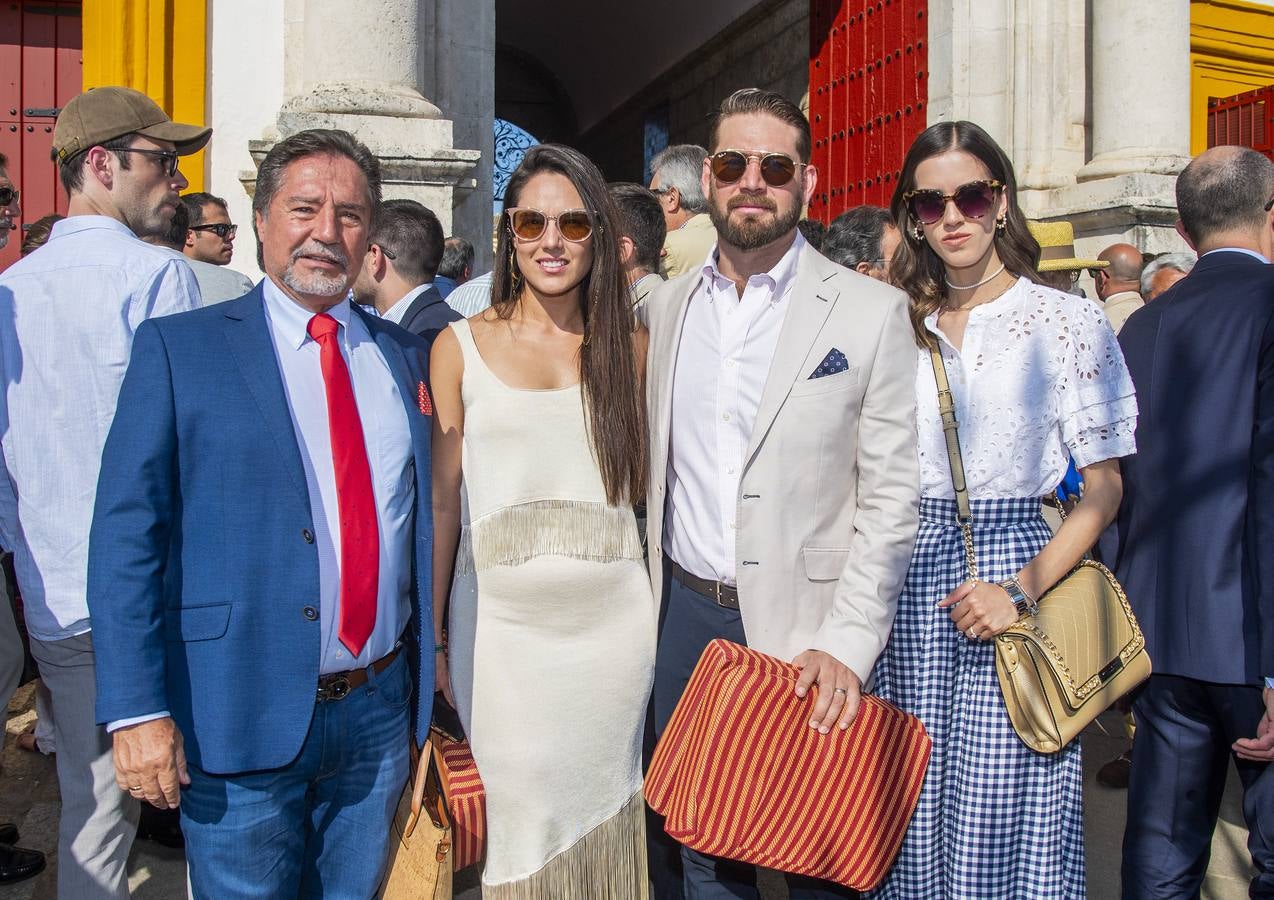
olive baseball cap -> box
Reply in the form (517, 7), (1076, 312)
(53, 86), (212, 163)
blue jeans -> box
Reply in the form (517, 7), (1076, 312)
(181, 652), (412, 899)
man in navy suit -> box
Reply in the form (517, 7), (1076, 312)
(1115, 145), (1274, 899)
(353, 197), (461, 345)
(87, 128), (435, 898)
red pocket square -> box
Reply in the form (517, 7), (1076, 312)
(417, 381), (433, 416)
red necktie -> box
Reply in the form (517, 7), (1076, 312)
(307, 313), (378, 657)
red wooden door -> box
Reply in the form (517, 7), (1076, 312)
(0, 1), (82, 272)
(808, 0), (928, 222)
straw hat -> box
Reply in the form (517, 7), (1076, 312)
(1027, 220), (1108, 272)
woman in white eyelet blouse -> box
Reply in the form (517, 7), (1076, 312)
(868, 122), (1137, 900)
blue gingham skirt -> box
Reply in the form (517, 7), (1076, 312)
(868, 497), (1085, 900)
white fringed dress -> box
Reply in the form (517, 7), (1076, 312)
(446, 318), (655, 899)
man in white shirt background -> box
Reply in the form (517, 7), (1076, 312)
(0, 86), (206, 899)
(353, 198), (461, 345)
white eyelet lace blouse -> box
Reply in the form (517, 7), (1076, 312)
(917, 276), (1138, 500)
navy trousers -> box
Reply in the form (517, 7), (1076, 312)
(1122, 674), (1273, 899)
(648, 557), (856, 900)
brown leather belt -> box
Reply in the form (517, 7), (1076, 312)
(316, 647), (400, 702)
(671, 561), (740, 610)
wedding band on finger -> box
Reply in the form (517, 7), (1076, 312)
(967, 627), (978, 640)
(833, 687), (848, 695)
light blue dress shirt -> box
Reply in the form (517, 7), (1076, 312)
(261, 278), (415, 675)
(0, 215), (200, 641)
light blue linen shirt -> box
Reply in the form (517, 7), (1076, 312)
(261, 278), (414, 675)
(0, 215), (200, 641)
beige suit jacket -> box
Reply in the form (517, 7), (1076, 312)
(660, 213), (718, 279)
(646, 242), (920, 681)
(1103, 290), (1144, 335)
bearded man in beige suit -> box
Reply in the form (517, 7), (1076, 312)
(644, 88), (920, 900)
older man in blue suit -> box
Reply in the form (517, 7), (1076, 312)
(87, 128), (435, 898)
(1115, 145), (1274, 899)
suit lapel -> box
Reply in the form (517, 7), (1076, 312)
(653, 274), (702, 475)
(220, 289), (310, 505)
(743, 245), (840, 469)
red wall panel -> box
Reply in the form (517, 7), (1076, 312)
(808, 0), (928, 222)
(1, 1), (82, 272)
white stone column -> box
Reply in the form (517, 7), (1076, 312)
(287, 0), (440, 120)
(1076, 0), (1190, 181)
(242, 0), (480, 237)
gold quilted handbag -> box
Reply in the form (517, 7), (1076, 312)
(929, 344), (1151, 753)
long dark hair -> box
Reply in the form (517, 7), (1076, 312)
(492, 144), (647, 507)
(889, 121), (1043, 346)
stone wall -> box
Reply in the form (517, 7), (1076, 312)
(577, 0), (809, 183)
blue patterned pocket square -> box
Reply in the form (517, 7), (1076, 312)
(809, 348), (849, 379)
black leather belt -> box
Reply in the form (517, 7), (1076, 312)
(316, 647), (400, 702)
(671, 561), (740, 609)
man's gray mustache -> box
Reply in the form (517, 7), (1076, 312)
(290, 244), (348, 267)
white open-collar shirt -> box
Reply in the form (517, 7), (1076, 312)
(664, 232), (805, 585)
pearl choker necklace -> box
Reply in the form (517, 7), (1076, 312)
(945, 264), (1006, 291)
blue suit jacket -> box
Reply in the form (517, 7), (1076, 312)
(88, 286), (435, 774)
(1113, 251), (1274, 685)
(398, 284), (462, 348)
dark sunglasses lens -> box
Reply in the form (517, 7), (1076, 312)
(908, 192), (945, 225)
(711, 152), (747, 184)
(510, 210), (547, 240)
(558, 211), (593, 242)
(0, 188), (16, 205)
(760, 155), (797, 186)
(954, 183), (996, 219)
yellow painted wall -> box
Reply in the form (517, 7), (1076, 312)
(1191, 0), (1274, 154)
(81, 0), (207, 190)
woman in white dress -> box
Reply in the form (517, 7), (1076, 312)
(869, 121), (1138, 899)
(430, 144), (654, 898)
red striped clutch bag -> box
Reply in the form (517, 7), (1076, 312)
(430, 727), (486, 872)
(645, 639), (931, 891)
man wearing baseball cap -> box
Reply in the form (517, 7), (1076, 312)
(0, 86), (207, 899)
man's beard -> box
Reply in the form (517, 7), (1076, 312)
(708, 182), (802, 252)
(282, 242), (351, 297)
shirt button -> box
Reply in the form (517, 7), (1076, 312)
(724, 359), (736, 368)
(722, 412), (731, 422)
(302, 606), (318, 621)
(726, 466), (736, 475)
(301, 528), (315, 544)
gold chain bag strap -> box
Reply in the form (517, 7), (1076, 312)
(928, 342), (1150, 754)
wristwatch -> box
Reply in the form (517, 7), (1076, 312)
(997, 576), (1038, 619)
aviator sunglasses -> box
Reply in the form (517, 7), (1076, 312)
(0, 187), (18, 207)
(709, 149), (805, 187)
(506, 207), (595, 243)
(903, 179), (1003, 225)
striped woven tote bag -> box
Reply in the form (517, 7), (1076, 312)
(431, 727), (487, 872)
(646, 639), (930, 890)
